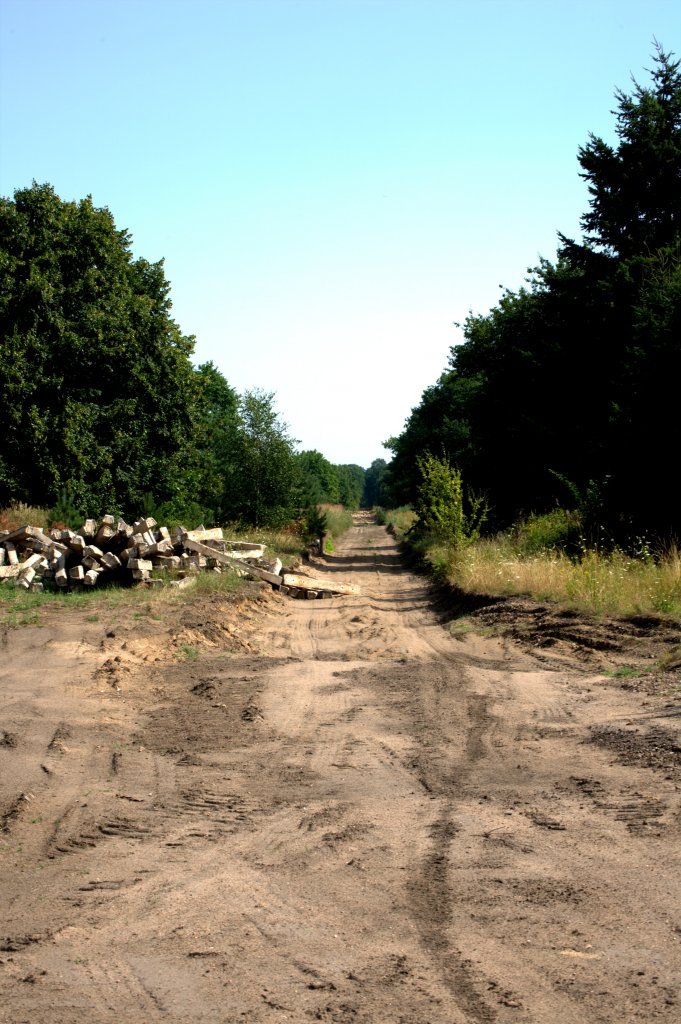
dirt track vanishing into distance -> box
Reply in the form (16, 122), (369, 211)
(1, 517), (680, 1022)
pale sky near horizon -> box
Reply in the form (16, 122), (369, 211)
(1, 0), (679, 469)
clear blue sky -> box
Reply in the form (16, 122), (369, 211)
(1, 0), (678, 468)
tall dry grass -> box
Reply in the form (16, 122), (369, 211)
(449, 539), (681, 617)
(377, 504), (681, 618)
(323, 507), (354, 541)
(0, 503), (51, 532)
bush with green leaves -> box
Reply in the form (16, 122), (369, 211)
(512, 508), (582, 556)
(303, 505), (328, 549)
(412, 453), (487, 549)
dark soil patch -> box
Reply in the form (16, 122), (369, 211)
(461, 594), (681, 677)
(589, 725), (681, 775)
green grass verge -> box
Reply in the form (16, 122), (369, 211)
(377, 506), (681, 619)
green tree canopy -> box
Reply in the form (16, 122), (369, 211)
(385, 45), (681, 539)
(385, 371), (482, 508)
(226, 389), (302, 528)
(297, 450), (340, 505)
(161, 360), (241, 525)
(336, 464), (365, 510)
(362, 458), (390, 508)
(0, 182), (196, 515)
(576, 43), (681, 258)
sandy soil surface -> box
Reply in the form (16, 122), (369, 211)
(1, 517), (681, 1023)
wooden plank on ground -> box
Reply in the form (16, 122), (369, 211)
(1, 525), (43, 543)
(4, 542), (19, 565)
(1, 526), (68, 554)
(174, 526), (224, 544)
(228, 547), (267, 560)
(226, 540), (267, 557)
(169, 575), (197, 590)
(182, 537), (283, 585)
(281, 574), (360, 596)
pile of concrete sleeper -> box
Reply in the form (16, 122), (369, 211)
(0, 517), (360, 599)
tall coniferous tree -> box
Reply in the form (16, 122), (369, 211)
(386, 45), (681, 538)
(576, 44), (681, 258)
(566, 45), (681, 534)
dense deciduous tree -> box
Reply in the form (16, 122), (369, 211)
(161, 360), (242, 525)
(385, 371), (483, 509)
(297, 450), (340, 505)
(362, 458), (390, 508)
(226, 389), (302, 528)
(411, 452), (487, 548)
(336, 464), (365, 510)
(297, 455), (365, 510)
(0, 182), (196, 515)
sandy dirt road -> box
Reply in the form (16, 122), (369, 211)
(1, 518), (680, 1022)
